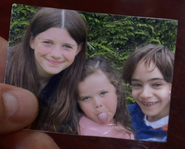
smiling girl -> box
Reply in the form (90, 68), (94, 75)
(122, 44), (174, 142)
(5, 7), (87, 133)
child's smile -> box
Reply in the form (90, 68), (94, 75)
(141, 101), (159, 107)
(131, 60), (171, 122)
(30, 27), (81, 78)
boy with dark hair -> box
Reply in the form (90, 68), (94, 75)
(122, 44), (174, 142)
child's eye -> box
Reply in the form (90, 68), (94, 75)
(100, 92), (107, 96)
(131, 83), (142, 88)
(43, 41), (52, 45)
(81, 97), (90, 101)
(153, 83), (162, 87)
(64, 45), (72, 49)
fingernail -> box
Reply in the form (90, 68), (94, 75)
(2, 89), (38, 122)
(3, 92), (18, 118)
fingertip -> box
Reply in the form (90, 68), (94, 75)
(0, 84), (38, 134)
(0, 130), (60, 149)
(15, 130), (60, 149)
(4, 89), (38, 122)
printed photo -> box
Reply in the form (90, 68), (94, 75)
(5, 3), (178, 142)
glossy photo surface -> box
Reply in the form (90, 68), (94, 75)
(4, 3), (179, 147)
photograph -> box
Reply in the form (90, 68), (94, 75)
(5, 3), (178, 143)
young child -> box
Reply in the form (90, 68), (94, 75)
(5, 7), (87, 133)
(122, 44), (174, 142)
(77, 56), (134, 139)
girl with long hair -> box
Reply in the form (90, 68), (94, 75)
(5, 7), (87, 134)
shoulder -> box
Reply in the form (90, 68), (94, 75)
(127, 103), (145, 133)
(127, 103), (143, 116)
(127, 103), (138, 110)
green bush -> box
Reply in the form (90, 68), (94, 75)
(9, 4), (178, 105)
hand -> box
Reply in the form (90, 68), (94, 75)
(0, 37), (60, 149)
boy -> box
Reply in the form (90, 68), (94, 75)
(122, 44), (174, 142)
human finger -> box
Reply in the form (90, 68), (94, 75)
(0, 129), (60, 149)
(0, 83), (38, 134)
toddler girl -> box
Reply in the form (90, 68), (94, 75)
(77, 56), (134, 139)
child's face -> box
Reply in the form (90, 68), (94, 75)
(131, 60), (171, 122)
(30, 27), (81, 78)
(78, 70), (118, 124)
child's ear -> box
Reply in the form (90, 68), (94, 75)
(75, 43), (83, 56)
(169, 84), (172, 94)
(29, 36), (35, 49)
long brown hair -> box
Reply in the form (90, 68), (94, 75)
(77, 56), (132, 132)
(6, 7), (87, 134)
(122, 44), (174, 85)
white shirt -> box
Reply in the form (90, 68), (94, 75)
(144, 115), (169, 129)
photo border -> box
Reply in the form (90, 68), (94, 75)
(7, 3), (177, 143)
(1, 0), (185, 148)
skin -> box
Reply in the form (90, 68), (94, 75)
(78, 70), (118, 124)
(30, 27), (82, 79)
(131, 60), (171, 122)
(0, 37), (59, 149)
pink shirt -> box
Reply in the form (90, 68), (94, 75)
(78, 116), (134, 140)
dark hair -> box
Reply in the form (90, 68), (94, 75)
(6, 7), (87, 134)
(122, 44), (174, 85)
(77, 56), (132, 132)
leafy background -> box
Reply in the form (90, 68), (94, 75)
(9, 4), (178, 105)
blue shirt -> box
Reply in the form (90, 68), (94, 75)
(128, 103), (167, 142)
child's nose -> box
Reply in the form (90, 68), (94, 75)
(140, 86), (152, 99)
(94, 98), (103, 108)
(50, 46), (62, 59)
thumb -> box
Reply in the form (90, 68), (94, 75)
(0, 83), (38, 134)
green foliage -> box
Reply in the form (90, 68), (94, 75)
(9, 5), (178, 105)
(123, 83), (135, 106)
(82, 12), (177, 67)
(9, 4), (38, 45)
(81, 12), (177, 105)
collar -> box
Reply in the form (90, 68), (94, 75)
(144, 115), (169, 129)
